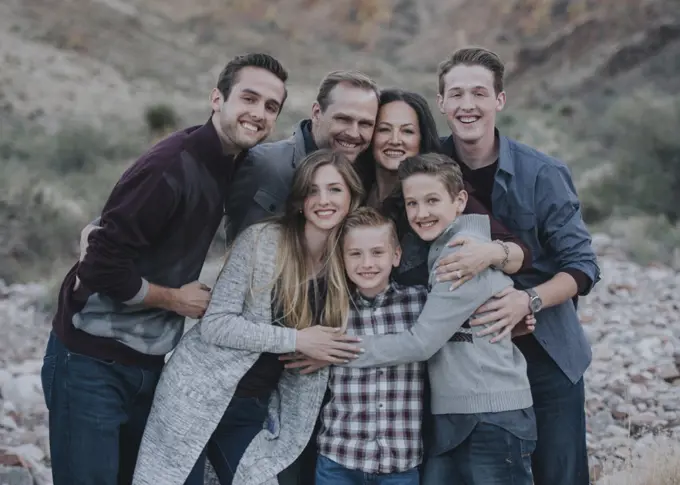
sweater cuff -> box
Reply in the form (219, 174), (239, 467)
(518, 244), (533, 272)
(562, 269), (591, 296)
(123, 278), (149, 305)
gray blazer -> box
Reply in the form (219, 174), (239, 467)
(224, 120), (310, 244)
(132, 222), (330, 485)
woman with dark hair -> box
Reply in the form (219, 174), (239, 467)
(355, 88), (532, 289)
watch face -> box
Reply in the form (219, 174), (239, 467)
(530, 298), (542, 312)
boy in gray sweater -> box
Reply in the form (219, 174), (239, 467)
(344, 153), (536, 485)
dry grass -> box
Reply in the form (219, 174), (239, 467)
(598, 437), (680, 484)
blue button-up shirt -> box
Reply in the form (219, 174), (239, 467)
(441, 134), (601, 383)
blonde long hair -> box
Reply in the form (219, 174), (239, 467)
(271, 149), (364, 329)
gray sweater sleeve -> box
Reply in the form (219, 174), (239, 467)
(199, 224), (297, 354)
(346, 244), (505, 368)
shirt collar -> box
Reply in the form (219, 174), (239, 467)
(185, 118), (242, 168)
(353, 282), (395, 309)
(442, 128), (512, 176)
(300, 118), (319, 154)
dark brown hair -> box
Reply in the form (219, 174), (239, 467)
(216, 53), (289, 108)
(437, 47), (504, 95)
(397, 153), (465, 200)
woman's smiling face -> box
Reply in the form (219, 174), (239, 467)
(371, 101), (422, 172)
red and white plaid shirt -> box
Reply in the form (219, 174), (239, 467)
(317, 282), (428, 474)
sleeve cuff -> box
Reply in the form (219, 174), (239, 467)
(123, 278), (149, 305)
(562, 269), (592, 296)
(518, 244), (533, 272)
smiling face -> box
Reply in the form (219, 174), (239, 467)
(210, 66), (286, 152)
(402, 173), (467, 241)
(437, 64), (505, 146)
(311, 82), (379, 162)
(343, 225), (401, 297)
(303, 164), (352, 232)
(371, 101), (422, 172)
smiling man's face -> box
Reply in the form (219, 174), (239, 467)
(311, 82), (379, 163)
(437, 64), (505, 145)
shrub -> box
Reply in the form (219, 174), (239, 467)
(144, 104), (179, 135)
(583, 90), (680, 223)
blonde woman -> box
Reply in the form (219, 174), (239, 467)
(131, 149), (365, 485)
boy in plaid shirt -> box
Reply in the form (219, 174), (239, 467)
(315, 207), (428, 485)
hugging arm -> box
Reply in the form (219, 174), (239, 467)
(344, 246), (499, 369)
(436, 194), (531, 289)
(530, 164), (600, 306)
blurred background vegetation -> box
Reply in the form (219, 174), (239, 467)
(0, 0), (678, 300)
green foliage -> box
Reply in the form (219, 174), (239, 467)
(0, 116), (140, 284)
(144, 103), (179, 134)
(581, 90), (680, 223)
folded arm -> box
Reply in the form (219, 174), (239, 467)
(77, 167), (179, 305)
(534, 164), (600, 305)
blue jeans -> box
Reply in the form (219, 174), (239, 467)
(40, 331), (162, 485)
(184, 394), (271, 485)
(315, 455), (419, 485)
(517, 335), (589, 485)
(422, 422), (535, 485)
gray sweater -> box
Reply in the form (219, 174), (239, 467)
(346, 214), (533, 415)
(132, 222), (329, 485)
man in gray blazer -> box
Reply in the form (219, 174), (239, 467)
(223, 69), (380, 243)
(435, 47), (600, 485)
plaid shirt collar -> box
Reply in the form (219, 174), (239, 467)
(352, 282), (397, 310)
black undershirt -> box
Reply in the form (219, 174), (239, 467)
(458, 159), (591, 297)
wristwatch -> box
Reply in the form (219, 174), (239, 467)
(524, 288), (543, 313)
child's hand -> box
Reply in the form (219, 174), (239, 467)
(279, 353), (332, 374)
(512, 314), (537, 339)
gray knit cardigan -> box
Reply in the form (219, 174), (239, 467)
(132, 222), (330, 485)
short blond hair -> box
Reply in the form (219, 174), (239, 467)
(341, 207), (399, 249)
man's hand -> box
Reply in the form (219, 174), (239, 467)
(470, 287), (531, 343)
(170, 281), (212, 319)
(295, 326), (362, 364)
(434, 237), (495, 290)
(279, 353), (331, 375)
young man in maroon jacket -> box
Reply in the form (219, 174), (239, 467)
(40, 53), (288, 485)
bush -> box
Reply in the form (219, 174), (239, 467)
(0, 116), (141, 284)
(144, 104), (179, 135)
(583, 90), (680, 223)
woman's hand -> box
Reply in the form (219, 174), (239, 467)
(295, 326), (362, 363)
(434, 237), (498, 290)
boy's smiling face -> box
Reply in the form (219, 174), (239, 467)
(402, 173), (467, 242)
(343, 225), (401, 298)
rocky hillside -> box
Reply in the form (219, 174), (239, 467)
(1, 236), (680, 483)
(1, 0), (678, 135)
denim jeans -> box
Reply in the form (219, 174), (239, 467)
(184, 394), (271, 485)
(422, 422), (535, 485)
(315, 455), (419, 485)
(516, 335), (590, 485)
(40, 331), (162, 485)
